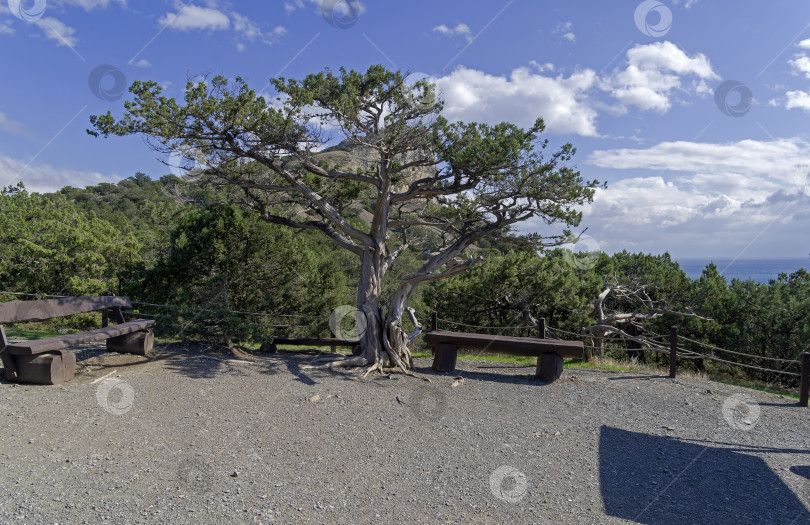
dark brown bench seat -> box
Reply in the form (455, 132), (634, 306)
(0, 296), (155, 385)
(424, 329), (583, 382)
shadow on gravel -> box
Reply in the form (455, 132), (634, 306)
(280, 355), (317, 386)
(599, 426), (810, 524)
(153, 344), (282, 380)
(415, 365), (556, 386)
(791, 465), (810, 480)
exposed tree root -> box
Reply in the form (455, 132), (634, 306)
(362, 362), (388, 378)
(301, 355), (371, 369)
(302, 306), (425, 378)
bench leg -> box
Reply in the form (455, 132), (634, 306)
(8, 350), (76, 385)
(106, 329), (154, 356)
(536, 353), (564, 383)
(1, 347), (19, 381)
(432, 343), (457, 373)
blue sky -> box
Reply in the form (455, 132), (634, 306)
(1, 0), (809, 259)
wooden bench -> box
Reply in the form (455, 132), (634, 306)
(0, 296), (155, 385)
(424, 330), (583, 382)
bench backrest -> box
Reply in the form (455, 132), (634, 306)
(0, 296), (132, 324)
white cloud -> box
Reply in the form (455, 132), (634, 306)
(588, 138), (809, 185)
(435, 43), (716, 136)
(785, 90), (810, 112)
(433, 23), (472, 43)
(0, 154), (119, 193)
(437, 66), (600, 136)
(231, 12), (286, 45)
(159, 4), (230, 31)
(284, 2), (302, 14)
(232, 12), (262, 40)
(577, 138), (810, 256)
(32, 17), (78, 48)
(797, 39), (810, 49)
(788, 54), (810, 78)
(590, 176), (704, 227)
(157, 5), (285, 48)
(605, 42), (718, 113)
(0, 113), (30, 137)
(128, 58), (152, 68)
(530, 61), (554, 73)
(587, 138), (810, 221)
(553, 22), (575, 43)
(285, 0), (367, 17)
(53, 0), (125, 10)
(673, 0), (699, 7)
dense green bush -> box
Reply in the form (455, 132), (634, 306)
(0, 185), (141, 296)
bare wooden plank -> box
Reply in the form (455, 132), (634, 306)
(424, 330), (583, 359)
(0, 296), (132, 323)
(5, 319), (154, 355)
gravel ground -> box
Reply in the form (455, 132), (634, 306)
(0, 340), (809, 524)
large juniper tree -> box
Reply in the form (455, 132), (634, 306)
(88, 65), (599, 375)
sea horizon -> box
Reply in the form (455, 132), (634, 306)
(674, 257), (808, 283)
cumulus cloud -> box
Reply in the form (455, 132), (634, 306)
(0, 154), (120, 193)
(437, 66), (600, 136)
(433, 23), (472, 43)
(284, 0), (367, 17)
(284, 1), (302, 14)
(788, 54), (810, 78)
(577, 138), (810, 256)
(159, 4), (230, 31)
(785, 90), (810, 112)
(530, 61), (554, 73)
(434, 42), (716, 136)
(231, 12), (261, 40)
(128, 58), (152, 68)
(32, 17), (78, 48)
(588, 139), (809, 187)
(770, 46), (810, 112)
(158, 4), (285, 48)
(604, 41), (718, 113)
(553, 21), (575, 43)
